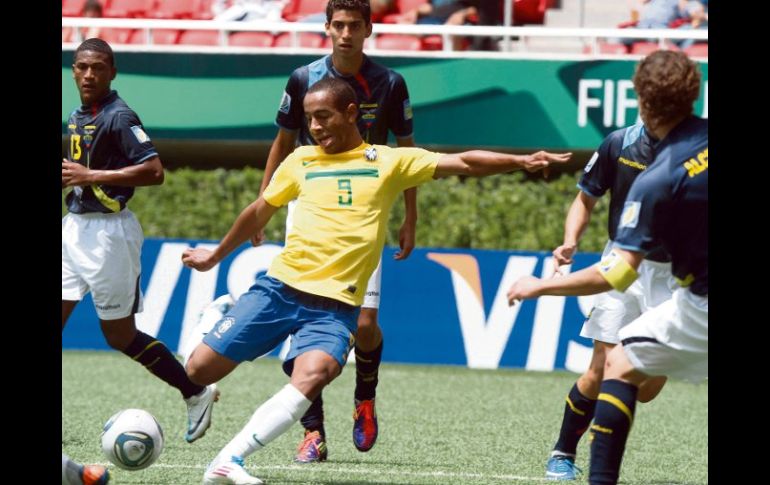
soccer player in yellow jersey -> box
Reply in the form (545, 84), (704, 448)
(182, 77), (571, 485)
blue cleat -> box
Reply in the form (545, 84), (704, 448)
(545, 455), (582, 481)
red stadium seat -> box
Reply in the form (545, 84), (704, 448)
(376, 34), (422, 51)
(420, 35), (443, 51)
(178, 30), (222, 46)
(283, 0), (327, 22)
(582, 41), (629, 55)
(63, 0), (88, 17)
(62, 27), (73, 42)
(150, 0), (197, 19)
(105, 0), (154, 18)
(192, 0), (215, 20)
(629, 41), (660, 55)
(684, 43), (708, 58)
(630, 41), (679, 55)
(382, 0), (428, 23)
(228, 31), (275, 47)
(128, 29), (181, 44)
(274, 32), (324, 48)
(97, 28), (135, 44)
(511, 0), (548, 25)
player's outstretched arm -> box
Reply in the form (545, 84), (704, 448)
(61, 156), (164, 187)
(433, 150), (572, 179)
(507, 247), (644, 305)
(182, 197), (279, 272)
(552, 191), (599, 273)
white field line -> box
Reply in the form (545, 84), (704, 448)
(99, 461), (550, 482)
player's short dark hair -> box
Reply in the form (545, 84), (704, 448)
(633, 51), (701, 129)
(326, 0), (372, 24)
(74, 38), (115, 67)
(307, 77), (357, 113)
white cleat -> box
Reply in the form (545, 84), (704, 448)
(203, 456), (263, 485)
(185, 383), (220, 443)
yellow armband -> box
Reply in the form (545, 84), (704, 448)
(596, 250), (638, 292)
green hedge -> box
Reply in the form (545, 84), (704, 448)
(62, 168), (610, 252)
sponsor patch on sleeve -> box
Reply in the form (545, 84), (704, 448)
(130, 125), (150, 143)
(620, 201), (641, 228)
(279, 91), (291, 114)
(403, 99), (413, 121)
(584, 151), (598, 173)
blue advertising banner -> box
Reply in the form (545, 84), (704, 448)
(62, 239), (602, 373)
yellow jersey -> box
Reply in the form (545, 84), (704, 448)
(263, 142), (442, 306)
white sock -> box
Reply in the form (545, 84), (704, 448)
(218, 384), (311, 460)
(62, 453), (83, 485)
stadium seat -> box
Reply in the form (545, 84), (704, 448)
(376, 34), (422, 51)
(63, 0), (88, 17)
(629, 41), (661, 55)
(105, 0), (154, 18)
(228, 31), (275, 47)
(283, 0), (327, 22)
(630, 41), (680, 55)
(583, 42), (629, 55)
(97, 28), (135, 44)
(62, 27), (73, 42)
(128, 29), (181, 45)
(684, 43), (708, 58)
(192, 0), (215, 20)
(274, 32), (324, 48)
(382, 0), (428, 23)
(511, 0), (548, 25)
(178, 30), (222, 46)
(421, 35), (443, 51)
(149, 0), (197, 19)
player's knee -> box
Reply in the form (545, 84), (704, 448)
(583, 364), (604, 387)
(296, 364), (339, 392)
(185, 356), (213, 386)
(103, 330), (132, 351)
(357, 308), (379, 330)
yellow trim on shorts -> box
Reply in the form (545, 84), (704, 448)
(596, 250), (638, 292)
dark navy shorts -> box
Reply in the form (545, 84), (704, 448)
(203, 275), (359, 371)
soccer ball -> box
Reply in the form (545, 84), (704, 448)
(101, 408), (164, 471)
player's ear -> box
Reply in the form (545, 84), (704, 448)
(365, 22), (373, 38)
(346, 102), (358, 122)
(110, 66), (117, 81)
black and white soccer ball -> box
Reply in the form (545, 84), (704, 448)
(101, 408), (164, 471)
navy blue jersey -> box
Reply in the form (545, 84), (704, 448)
(65, 90), (158, 214)
(615, 116), (708, 295)
(579, 122), (654, 239)
(275, 54), (413, 146)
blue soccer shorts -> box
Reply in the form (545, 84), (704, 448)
(203, 275), (358, 371)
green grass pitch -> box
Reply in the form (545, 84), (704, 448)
(63, 351), (707, 484)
